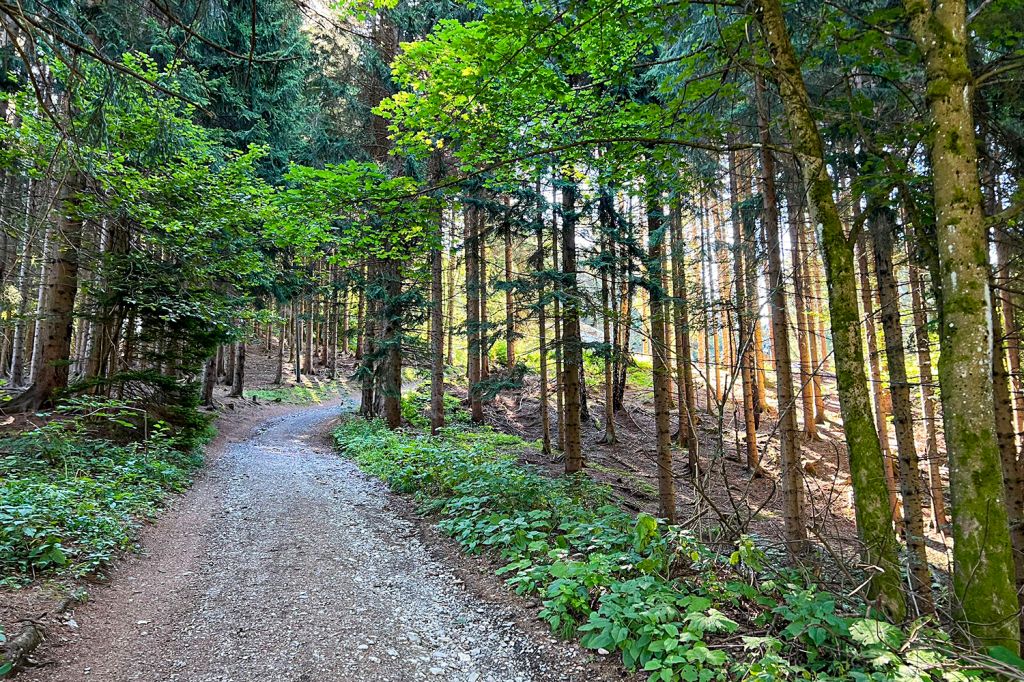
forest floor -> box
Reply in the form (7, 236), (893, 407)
(5, 352), (627, 682)
(468, 366), (954, 588)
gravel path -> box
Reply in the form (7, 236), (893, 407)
(22, 399), (616, 682)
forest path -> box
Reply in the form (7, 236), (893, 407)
(23, 398), (602, 682)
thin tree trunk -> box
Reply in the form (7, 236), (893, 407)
(6, 175), (84, 412)
(430, 182), (445, 435)
(9, 181), (34, 387)
(536, 181), (552, 455)
(671, 206), (699, 472)
(479, 213), (490, 381)
(465, 204), (484, 423)
(381, 258), (403, 429)
(731, 152), (759, 470)
(857, 233), (898, 519)
(648, 193), (676, 523)
(871, 207), (933, 615)
(787, 183), (817, 439)
(229, 342), (245, 398)
(755, 76), (804, 554)
(552, 187), (565, 451)
(561, 181), (583, 473)
(504, 202), (515, 368)
(598, 192), (616, 444)
(906, 234), (946, 527)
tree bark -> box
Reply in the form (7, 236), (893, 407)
(871, 207), (933, 615)
(787, 183), (817, 440)
(752, 0), (907, 620)
(671, 205), (699, 472)
(5, 174), (84, 412)
(229, 342), (245, 398)
(465, 204), (484, 423)
(648, 193), (676, 523)
(430, 189), (446, 435)
(504, 200), (515, 368)
(598, 192), (617, 445)
(903, 0), (1019, 647)
(536, 180), (552, 455)
(857, 233), (898, 520)
(561, 181), (583, 473)
(755, 76), (804, 554)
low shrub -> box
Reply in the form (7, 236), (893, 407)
(334, 418), (1012, 682)
(0, 400), (205, 582)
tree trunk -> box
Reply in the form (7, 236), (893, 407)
(857, 233), (898, 520)
(6, 175), (84, 412)
(671, 205), (699, 472)
(871, 206), (933, 615)
(732, 152), (760, 470)
(504, 204), (515, 368)
(8, 181), (34, 387)
(906, 235), (946, 527)
(552, 187), (565, 451)
(430, 193), (446, 435)
(755, 76), (804, 554)
(903, 0), (1019, 647)
(303, 297), (314, 375)
(465, 204), (484, 423)
(752, 0), (907, 620)
(381, 258), (403, 429)
(229, 342), (245, 398)
(787, 183), (817, 439)
(648, 194), (676, 523)
(479, 214), (490, 381)
(446, 236), (456, 368)
(355, 262), (366, 361)
(598, 192), (616, 444)
(202, 355), (216, 406)
(561, 181), (583, 473)
(536, 181), (552, 455)
(359, 263), (377, 417)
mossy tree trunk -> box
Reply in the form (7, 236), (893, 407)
(903, 0), (1020, 648)
(870, 206), (933, 615)
(752, 0), (907, 620)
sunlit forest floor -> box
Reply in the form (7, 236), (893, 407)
(457, 363), (954, 596)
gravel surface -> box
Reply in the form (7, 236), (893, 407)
(21, 399), (621, 682)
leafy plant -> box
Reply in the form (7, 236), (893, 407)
(334, 418), (994, 681)
(0, 407), (204, 582)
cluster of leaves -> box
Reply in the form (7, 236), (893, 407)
(334, 418), (1008, 682)
(398, 390), (472, 427)
(0, 400), (205, 582)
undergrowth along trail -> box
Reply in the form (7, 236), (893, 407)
(334, 418), (1020, 682)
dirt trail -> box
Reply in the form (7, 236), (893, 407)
(22, 398), (612, 682)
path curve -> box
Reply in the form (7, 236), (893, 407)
(23, 400), (607, 682)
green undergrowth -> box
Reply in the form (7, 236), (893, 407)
(399, 390), (473, 428)
(246, 378), (346, 404)
(333, 418), (1014, 682)
(0, 398), (208, 583)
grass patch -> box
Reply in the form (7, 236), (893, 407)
(0, 400), (207, 583)
(334, 418), (1007, 682)
(246, 378), (345, 404)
